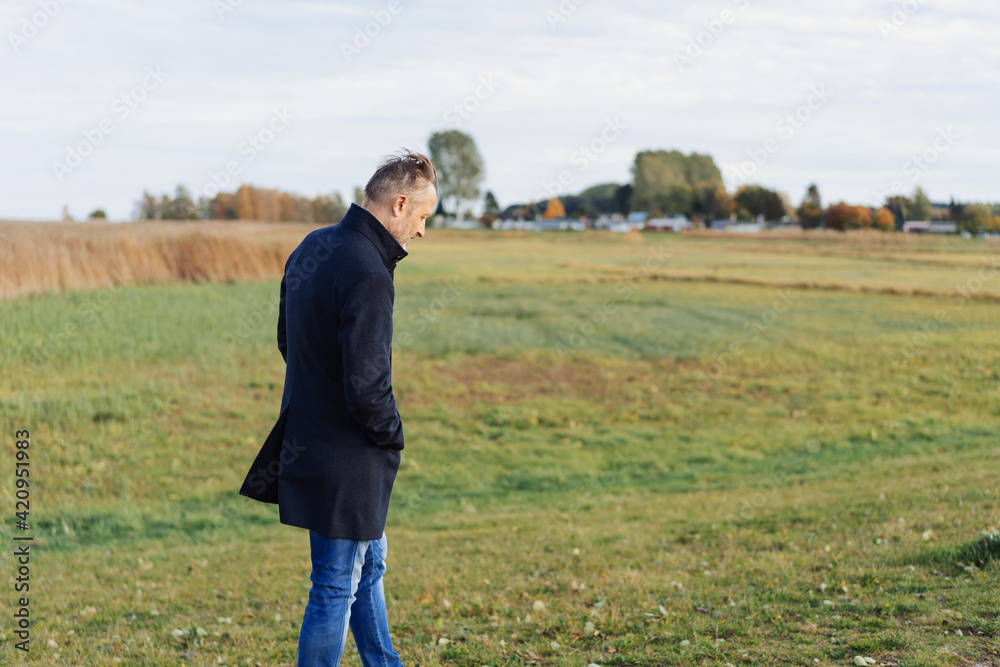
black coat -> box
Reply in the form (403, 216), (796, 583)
(239, 204), (408, 540)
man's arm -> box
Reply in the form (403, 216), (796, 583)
(277, 270), (288, 363)
(339, 272), (404, 450)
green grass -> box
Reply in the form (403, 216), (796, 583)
(0, 232), (998, 665)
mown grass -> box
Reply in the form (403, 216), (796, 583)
(0, 231), (998, 666)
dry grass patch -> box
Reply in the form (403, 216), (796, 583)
(0, 220), (315, 299)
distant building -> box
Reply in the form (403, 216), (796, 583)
(929, 221), (958, 234)
(598, 211), (646, 232)
(646, 216), (691, 232)
(711, 220), (763, 233)
(904, 221), (957, 234)
(536, 219), (587, 231)
(594, 213), (626, 230)
(609, 222), (644, 233)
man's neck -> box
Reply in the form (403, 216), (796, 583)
(361, 201), (390, 231)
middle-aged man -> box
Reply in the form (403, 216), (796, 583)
(239, 151), (437, 666)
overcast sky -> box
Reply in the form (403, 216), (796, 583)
(2, 0), (998, 220)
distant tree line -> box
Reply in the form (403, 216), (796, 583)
(794, 185), (999, 233)
(492, 148), (1000, 234)
(496, 151), (802, 224)
(136, 185), (347, 223)
(131, 129), (999, 235)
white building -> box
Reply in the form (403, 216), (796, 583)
(646, 216), (692, 232)
(904, 221), (957, 234)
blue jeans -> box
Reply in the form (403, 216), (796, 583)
(297, 530), (403, 666)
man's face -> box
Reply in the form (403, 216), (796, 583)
(386, 183), (437, 250)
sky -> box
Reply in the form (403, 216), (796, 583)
(1, 0), (998, 221)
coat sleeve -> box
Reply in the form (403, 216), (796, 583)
(277, 271), (288, 363)
(338, 271), (404, 450)
(278, 251), (295, 363)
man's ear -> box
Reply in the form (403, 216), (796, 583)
(392, 195), (407, 217)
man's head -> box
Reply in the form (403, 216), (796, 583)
(362, 150), (438, 250)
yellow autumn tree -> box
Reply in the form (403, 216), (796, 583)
(543, 197), (566, 219)
(279, 192), (298, 221)
(873, 207), (895, 231)
(235, 185), (255, 220)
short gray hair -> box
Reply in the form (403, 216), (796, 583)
(364, 150), (438, 206)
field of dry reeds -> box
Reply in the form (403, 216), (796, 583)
(2, 220), (997, 301)
(0, 220), (317, 299)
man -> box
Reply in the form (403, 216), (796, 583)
(239, 151), (437, 666)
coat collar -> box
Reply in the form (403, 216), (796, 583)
(340, 203), (408, 268)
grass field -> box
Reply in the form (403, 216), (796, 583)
(1, 229), (998, 666)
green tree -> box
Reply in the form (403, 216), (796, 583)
(948, 198), (965, 223)
(556, 183), (630, 219)
(483, 191), (500, 216)
(686, 153), (723, 188)
(797, 184), (823, 229)
(613, 184), (633, 215)
(693, 183), (735, 222)
(734, 185), (785, 222)
(312, 193), (348, 224)
(883, 195), (911, 229)
(88, 209), (107, 219)
(480, 191), (501, 228)
(630, 150), (723, 217)
(576, 183), (619, 214)
(911, 187), (932, 221)
(138, 191), (161, 220)
(428, 130), (485, 219)
(163, 185), (200, 220)
(960, 203), (992, 235)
